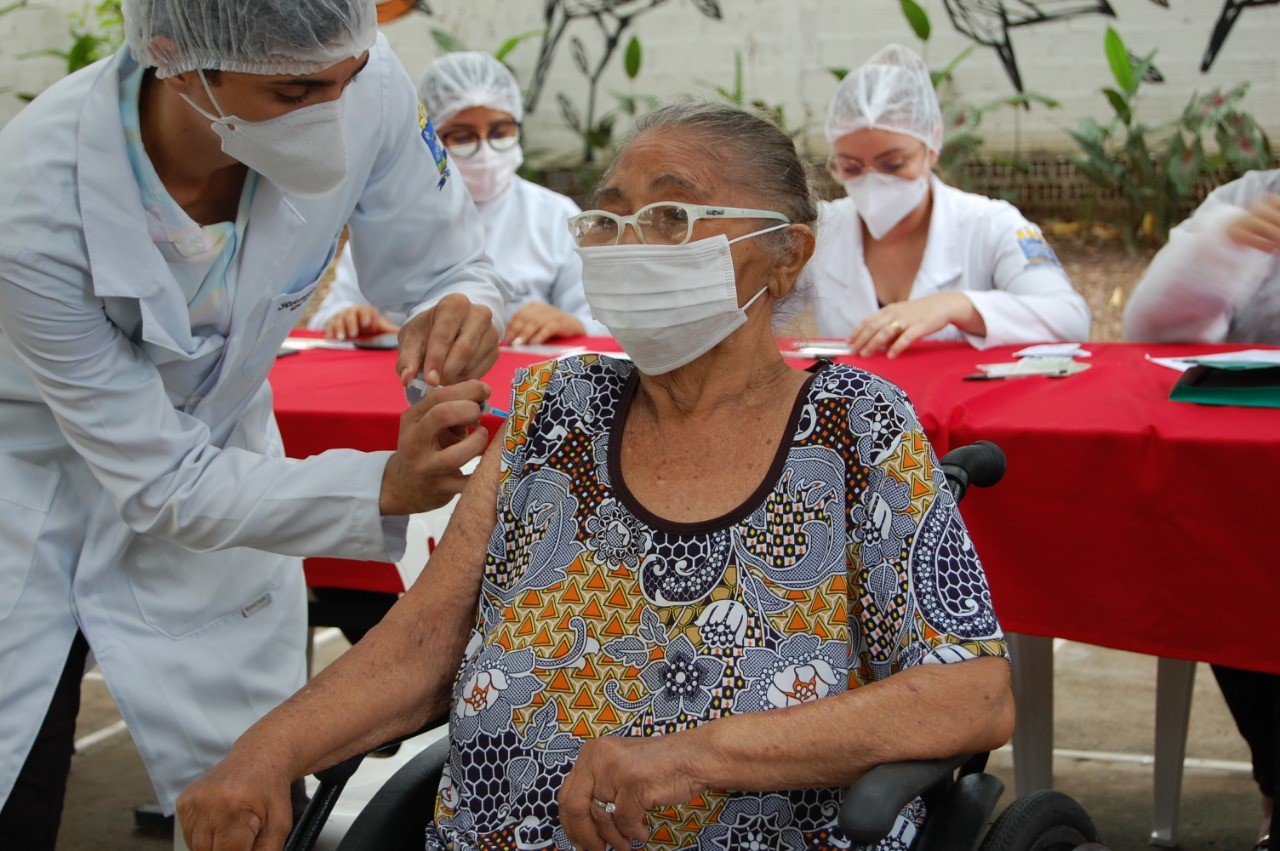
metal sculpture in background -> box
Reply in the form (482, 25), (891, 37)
(941, 0), (1122, 92)
(524, 0), (721, 114)
(1201, 0), (1280, 70)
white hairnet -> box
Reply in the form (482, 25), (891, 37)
(124, 0), (377, 79)
(418, 52), (523, 129)
(824, 44), (943, 152)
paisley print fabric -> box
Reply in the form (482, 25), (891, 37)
(427, 355), (1006, 850)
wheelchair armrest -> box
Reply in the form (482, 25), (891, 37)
(284, 718), (446, 851)
(336, 736), (451, 851)
(838, 754), (972, 843)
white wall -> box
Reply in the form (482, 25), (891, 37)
(3, 0), (1278, 165)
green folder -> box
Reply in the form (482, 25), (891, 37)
(1169, 363), (1280, 408)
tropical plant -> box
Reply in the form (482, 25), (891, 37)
(555, 31), (657, 165)
(699, 52), (806, 141)
(1069, 26), (1273, 246)
(30, 0), (122, 77)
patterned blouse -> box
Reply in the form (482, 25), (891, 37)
(427, 355), (1007, 851)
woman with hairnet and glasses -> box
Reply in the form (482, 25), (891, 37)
(310, 51), (605, 345)
(0, 1), (512, 847)
(800, 44), (1089, 358)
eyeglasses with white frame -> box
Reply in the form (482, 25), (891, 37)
(568, 202), (790, 247)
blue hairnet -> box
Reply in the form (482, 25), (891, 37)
(417, 52), (523, 129)
(124, 0), (377, 78)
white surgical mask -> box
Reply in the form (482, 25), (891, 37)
(576, 226), (784, 375)
(180, 71), (350, 199)
(452, 141), (523, 205)
(843, 171), (929, 240)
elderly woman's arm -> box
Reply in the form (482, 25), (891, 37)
(560, 655), (1013, 850)
(176, 436), (503, 851)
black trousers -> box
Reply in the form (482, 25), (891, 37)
(0, 631), (90, 851)
(1212, 664), (1280, 839)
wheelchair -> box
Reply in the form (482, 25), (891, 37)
(284, 442), (1106, 851)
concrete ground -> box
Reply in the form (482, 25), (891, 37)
(54, 634), (1263, 851)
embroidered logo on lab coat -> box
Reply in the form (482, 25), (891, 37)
(418, 102), (450, 190)
(1016, 226), (1062, 267)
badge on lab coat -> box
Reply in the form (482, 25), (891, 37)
(418, 101), (451, 190)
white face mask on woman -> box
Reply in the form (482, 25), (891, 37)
(452, 142), (523, 205)
(180, 70), (350, 199)
(575, 225), (784, 375)
(843, 171), (929, 240)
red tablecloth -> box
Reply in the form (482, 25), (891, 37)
(270, 338), (1280, 674)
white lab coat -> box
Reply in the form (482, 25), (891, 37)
(800, 176), (1090, 346)
(0, 36), (509, 811)
(310, 176), (606, 334)
(1124, 169), (1280, 345)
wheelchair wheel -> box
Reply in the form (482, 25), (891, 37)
(978, 790), (1102, 851)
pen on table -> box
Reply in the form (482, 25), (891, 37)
(962, 370), (1070, 381)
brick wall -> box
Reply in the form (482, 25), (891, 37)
(3, 0), (1277, 167)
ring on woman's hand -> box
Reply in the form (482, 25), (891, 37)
(888, 320), (903, 333)
(592, 798), (617, 814)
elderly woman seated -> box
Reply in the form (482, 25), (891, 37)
(178, 102), (1014, 851)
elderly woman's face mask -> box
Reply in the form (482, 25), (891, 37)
(177, 64), (362, 198)
(570, 202), (790, 375)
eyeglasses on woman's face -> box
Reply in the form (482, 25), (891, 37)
(568, 201), (790, 247)
(826, 141), (929, 181)
(439, 121), (521, 159)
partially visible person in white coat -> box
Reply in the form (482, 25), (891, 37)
(799, 44), (1089, 358)
(1125, 169), (1280, 851)
(1125, 169), (1280, 345)
(0, 1), (511, 847)
(310, 51), (604, 345)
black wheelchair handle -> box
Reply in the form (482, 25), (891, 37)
(939, 440), (1006, 502)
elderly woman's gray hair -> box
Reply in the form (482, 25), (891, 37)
(608, 101), (819, 328)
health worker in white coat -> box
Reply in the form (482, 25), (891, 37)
(0, 0), (512, 846)
(799, 44), (1089, 358)
(310, 51), (605, 345)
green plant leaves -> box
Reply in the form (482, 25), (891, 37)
(1104, 27), (1135, 96)
(1103, 88), (1131, 124)
(900, 0), (931, 41)
(624, 36), (642, 80)
(430, 29), (467, 54)
(494, 29), (543, 63)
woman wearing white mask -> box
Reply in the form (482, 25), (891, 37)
(311, 51), (604, 344)
(179, 103), (1013, 851)
(0, 0), (511, 846)
(801, 44), (1089, 358)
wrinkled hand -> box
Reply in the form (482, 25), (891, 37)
(559, 732), (715, 851)
(323, 305), (399, 341)
(1226, 194), (1280, 254)
(847, 292), (981, 358)
(502, 303), (586, 346)
(379, 380), (491, 516)
(396, 294), (499, 387)
(176, 752), (292, 851)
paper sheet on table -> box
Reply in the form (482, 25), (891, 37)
(279, 337), (355, 352)
(1013, 343), (1091, 358)
(977, 358), (1091, 377)
(1146, 349), (1280, 373)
